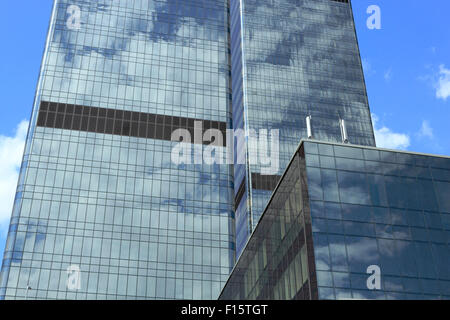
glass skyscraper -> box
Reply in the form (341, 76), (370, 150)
(230, 0), (376, 256)
(1, 0), (379, 300)
(0, 0), (235, 299)
(220, 140), (450, 300)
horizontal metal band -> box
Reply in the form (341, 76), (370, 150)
(36, 101), (227, 146)
(251, 173), (281, 191)
(234, 173), (282, 210)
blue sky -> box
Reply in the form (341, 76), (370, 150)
(0, 1), (449, 262)
(352, 0), (450, 154)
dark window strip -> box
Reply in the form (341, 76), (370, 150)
(37, 101), (227, 146)
(261, 229), (310, 300)
(234, 179), (246, 210)
(251, 173), (281, 191)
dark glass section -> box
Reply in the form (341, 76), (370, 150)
(37, 101), (227, 146)
(234, 179), (246, 211)
(250, 173), (281, 191)
(220, 145), (318, 300)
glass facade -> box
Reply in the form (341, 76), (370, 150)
(0, 0), (235, 300)
(219, 147), (318, 299)
(220, 140), (450, 300)
(231, 0), (376, 256)
(4, 0), (438, 301)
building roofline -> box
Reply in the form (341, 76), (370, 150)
(301, 139), (450, 160)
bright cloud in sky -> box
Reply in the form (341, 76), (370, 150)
(372, 114), (410, 150)
(384, 68), (393, 82)
(0, 120), (28, 234)
(436, 64), (450, 101)
(418, 120), (434, 139)
(361, 58), (375, 76)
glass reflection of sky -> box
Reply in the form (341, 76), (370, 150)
(233, 0), (377, 254)
(306, 141), (450, 299)
(1, 0), (235, 300)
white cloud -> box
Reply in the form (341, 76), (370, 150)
(418, 120), (434, 139)
(372, 114), (410, 150)
(436, 65), (450, 101)
(0, 120), (28, 234)
(384, 68), (392, 82)
(361, 58), (375, 76)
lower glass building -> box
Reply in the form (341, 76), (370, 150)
(219, 140), (450, 300)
